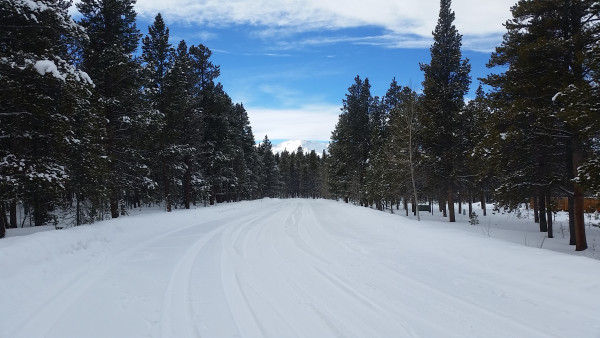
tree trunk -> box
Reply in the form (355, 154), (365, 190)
(10, 200), (17, 229)
(546, 194), (553, 239)
(572, 146), (587, 251)
(468, 193), (473, 217)
(442, 202), (447, 218)
(184, 158), (192, 209)
(76, 195), (81, 227)
(0, 202), (6, 238)
(458, 193), (462, 215)
(538, 191), (548, 232)
(162, 161), (172, 212)
(573, 183), (587, 250)
(33, 196), (45, 226)
(533, 196), (539, 223)
(480, 191), (486, 216)
(110, 196), (119, 219)
(448, 188), (456, 222)
(404, 199), (409, 216)
(568, 195), (576, 245)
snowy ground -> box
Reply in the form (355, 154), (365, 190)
(2, 198), (600, 337)
(397, 202), (600, 261)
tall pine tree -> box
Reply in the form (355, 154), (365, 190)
(77, 0), (143, 218)
(484, 0), (599, 250)
(420, 0), (471, 222)
(328, 76), (372, 204)
(1, 0), (97, 226)
(141, 13), (177, 211)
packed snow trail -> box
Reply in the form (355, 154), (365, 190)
(1, 199), (600, 337)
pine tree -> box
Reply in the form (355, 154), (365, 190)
(294, 146), (306, 197)
(319, 150), (331, 199)
(1, 0), (96, 226)
(77, 0), (143, 218)
(364, 96), (387, 210)
(279, 149), (293, 198)
(484, 0), (599, 250)
(164, 40), (203, 208)
(62, 80), (108, 226)
(420, 0), (471, 222)
(201, 84), (236, 204)
(465, 85), (493, 217)
(141, 13), (177, 211)
(306, 150), (321, 198)
(257, 136), (280, 198)
(230, 103), (260, 200)
(328, 76), (372, 204)
(387, 86), (421, 220)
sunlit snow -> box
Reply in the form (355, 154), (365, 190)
(1, 199), (599, 337)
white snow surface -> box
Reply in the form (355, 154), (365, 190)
(2, 198), (600, 337)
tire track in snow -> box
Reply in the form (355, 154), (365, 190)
(285, 200), (421, 336)
(7, 210), (250, 338)
(159, 223), (226, 338)
(308, 202), (560, 337)
(219, 199), (417, 336)
(159, 206), (281, 338)
(218, 204), (301, 337)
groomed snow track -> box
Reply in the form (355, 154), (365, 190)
(1, 199), (599, 337)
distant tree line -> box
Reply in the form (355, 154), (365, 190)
(326, 0), (600, 251)
(1, 0), (598, 254)
(0, 0), (326, 238)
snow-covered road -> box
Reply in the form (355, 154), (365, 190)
(2, 199), (600, 337)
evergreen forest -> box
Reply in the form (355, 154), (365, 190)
(1, 0), (599, 252)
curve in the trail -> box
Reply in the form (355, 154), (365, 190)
(160, 206), (279, 338)
(5, 198), (600, 337)
(7, 205), (265, 338)
(8, 216), (230, 338)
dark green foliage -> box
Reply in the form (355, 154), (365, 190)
(328, 76), (372, 204)
(419, 0), (471, 222)
(0, 0), (99, 226)
(483, 0), (599, 250)
(385, 85), (422, 214)
(275, 146), (325, 199)
(163, 40), (204, 208)
(257, 136), (280, 198)
(0, 2), (266, 230)
(230, 104), (260, 200)
(78, 0), (144, 218)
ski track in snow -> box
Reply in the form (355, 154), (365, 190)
(7, 218), (226, 338)
(2, 198), (600, 337)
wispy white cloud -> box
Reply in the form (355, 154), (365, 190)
(274, 33), (433, 50)
(193, 31), (219, 41)
(257, 84), (302, 107)
(136, 0), (514, 51)
(247, 104), (340, 141)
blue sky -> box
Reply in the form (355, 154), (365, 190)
(130, 0), (515, 143)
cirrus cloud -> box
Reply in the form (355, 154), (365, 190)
(135, 0), (514, 51)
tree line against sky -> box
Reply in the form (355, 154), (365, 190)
(327, 0), (599, 251)
(1, 0), (599, 253)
